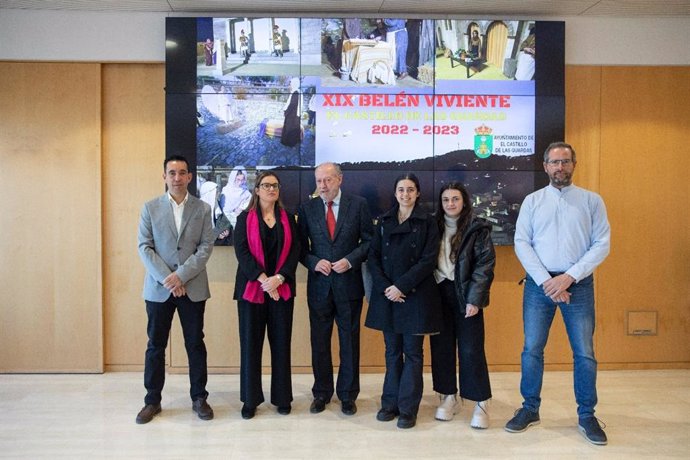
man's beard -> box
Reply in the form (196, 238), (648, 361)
(549, 171), (572, 188)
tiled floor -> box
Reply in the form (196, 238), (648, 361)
(1, 370), (688, 458)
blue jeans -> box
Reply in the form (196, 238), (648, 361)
(520, 275), (598, 419)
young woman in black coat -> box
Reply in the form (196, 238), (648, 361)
(430, 182), (496, 428)
(365, 173), (441, 429)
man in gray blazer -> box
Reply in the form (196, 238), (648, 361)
(298, 162), (373, 415)
(135, 155), (215, 424)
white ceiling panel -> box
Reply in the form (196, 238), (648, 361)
(167, 0), (386, 14)
(0, 0), (688, 16)
(375, 0), (598, 16)
(0, 0), (172, 11)
(583, 0), (690, 16)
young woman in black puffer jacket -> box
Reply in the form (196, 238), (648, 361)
(430, 182), (496, 429)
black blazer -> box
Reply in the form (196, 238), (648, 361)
(233, 208), (300, 301)
(365, 204), (442, 334)
(298, 193), (373, 302)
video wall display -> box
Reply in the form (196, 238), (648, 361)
(166, 17), (564, 245)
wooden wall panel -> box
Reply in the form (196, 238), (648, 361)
(565, 66), (602, 194)
(0, 62), (103, 372)
(102, 64), (165, 369)
(597, 67), (690, 364)
(7, 62), (687, 374)
(484, 247), (530, 368)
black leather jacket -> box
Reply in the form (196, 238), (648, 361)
(453, 217), (496, 311)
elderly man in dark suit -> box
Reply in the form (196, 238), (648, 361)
(298, 162), (373, 415)
(135, 155), (215, 424)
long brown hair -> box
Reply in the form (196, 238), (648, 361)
(245, 171), (285, 212)
(436, 182), (473, 263)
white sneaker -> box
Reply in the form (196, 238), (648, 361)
(435, 394), (458, 421)
(470, 400), (490, 429)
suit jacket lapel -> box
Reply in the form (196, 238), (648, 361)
(161, 195), (179, 239)
(178, 197), (196, 241)
(313, 197), (330, 239)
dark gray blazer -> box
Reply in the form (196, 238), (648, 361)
(138, 194), (214, 302)
(298, 192), (373, 302)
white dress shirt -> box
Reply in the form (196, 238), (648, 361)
(323, 188), (342, 221)
(168, 192), (189, 235)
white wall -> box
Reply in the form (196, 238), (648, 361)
(1, 9), (689, 65)
(0, 10), (166, 62)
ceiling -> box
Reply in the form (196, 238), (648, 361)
(1, 0), (689, 17)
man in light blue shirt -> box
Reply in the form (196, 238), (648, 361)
(505, 142), (610, 446)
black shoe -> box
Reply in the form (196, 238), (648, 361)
(310, 397), (329, 414)
(505, 408), (540, 433)
(397, 413), (416, 429)
(341, 400), (357, 416)
(241, 404), (256, 420)
(136, 403), (161, 424)
(376, 407), (399, 422)
(277, 405), (291, 415)
(579, 417), (608, 445)
(192, 398), (214, 420)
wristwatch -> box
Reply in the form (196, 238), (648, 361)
(276, 274), (285, 284)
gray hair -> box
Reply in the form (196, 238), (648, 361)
(315, 162), (342, 177)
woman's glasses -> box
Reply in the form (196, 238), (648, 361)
(259, 182), (280, 191)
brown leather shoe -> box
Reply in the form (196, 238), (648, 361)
(192, 398), (214, 420)
(136, 403), (161, 424)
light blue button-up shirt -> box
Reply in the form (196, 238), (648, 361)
(514, 184), (610, 286)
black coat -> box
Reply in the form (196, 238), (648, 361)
(233, 208), (300, 301)
(298, 193), (373, 302)
(452, 217), (496, 312)
(365, 205), (442, 334)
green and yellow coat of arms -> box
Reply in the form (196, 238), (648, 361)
(474, 125), (493, 159)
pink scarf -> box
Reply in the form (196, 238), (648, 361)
(242, 208), (293, 303)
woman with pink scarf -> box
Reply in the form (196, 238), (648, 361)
(233, 171), (300, 420)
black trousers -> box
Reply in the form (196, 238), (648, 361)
(308, 292), (362, 402)
(381, 333), (425, 417)
(429, 280), (492, 401)
(237, 297), (294, 408)
(144, 295), (208, 405)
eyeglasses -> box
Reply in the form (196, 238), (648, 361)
(546, 159), (573, 166)
(259, 182), (280, 191)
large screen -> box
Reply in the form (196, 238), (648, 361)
(166, 17), (564, 245)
